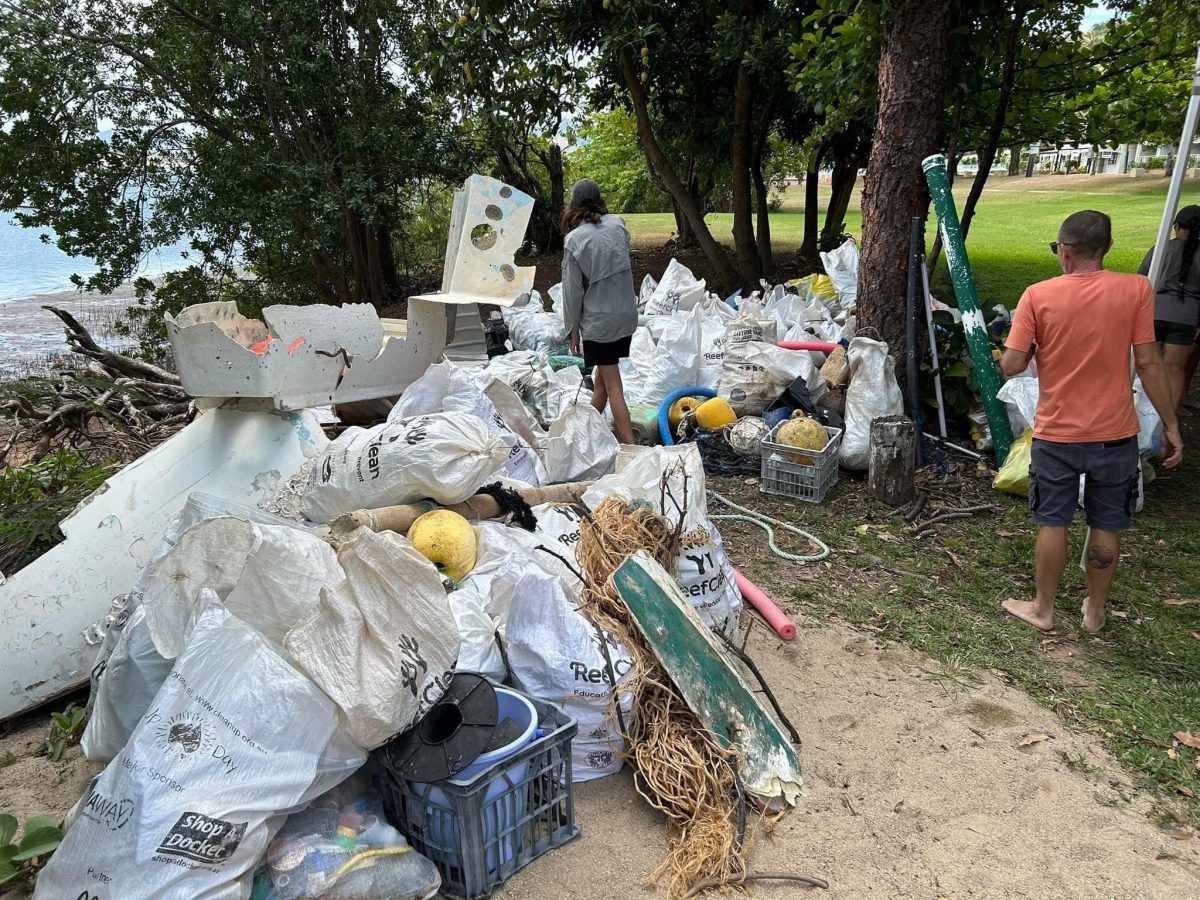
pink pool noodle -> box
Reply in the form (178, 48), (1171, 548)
(777, 340), (839, 353)
(733, 568), (796, 640)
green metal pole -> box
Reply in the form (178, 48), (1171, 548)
(922, 153), (1014, 465)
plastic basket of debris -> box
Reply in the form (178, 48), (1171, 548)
(379, 692), (579, 899)
(759, 422), (843, 503)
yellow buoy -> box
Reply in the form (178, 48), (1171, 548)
(775, 416), (828, 466)
(694, 397), (737, 430)
(668, 395), (702, 430)
(407, 510), (478, 581)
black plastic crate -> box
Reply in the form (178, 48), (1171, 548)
(379, 693), (579, 899)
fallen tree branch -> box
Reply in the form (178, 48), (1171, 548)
(911, 504), (996, 531)
(1, 307), (191, 463)
(717, 629), (802, 747)
(44, 306), (181, 384)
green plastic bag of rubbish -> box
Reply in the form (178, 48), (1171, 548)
(994, 428), (1033, 496)
(548, 354), (585, 371)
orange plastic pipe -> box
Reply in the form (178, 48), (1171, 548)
(733, 568), (796, 641)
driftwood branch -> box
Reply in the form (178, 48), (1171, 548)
(1, 308), (192, 464)
(44, 306), (181, 384)
(718, 629), (802, 746)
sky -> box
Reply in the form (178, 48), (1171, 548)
(1082, 4), (1114, 30)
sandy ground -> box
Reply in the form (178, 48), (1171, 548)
(493, 620), (1200, 900)
(6, 619), (1197, 898)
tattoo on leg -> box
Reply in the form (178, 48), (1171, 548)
(1086, 545), (1115, 570)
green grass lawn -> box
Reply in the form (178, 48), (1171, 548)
(623, 173), (1200, 309)
(629, 170), (1200, 831)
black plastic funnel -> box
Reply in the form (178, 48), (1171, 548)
(380, 672), (499, 782)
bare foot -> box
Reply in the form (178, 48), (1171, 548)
(1002, 598), (1055, 632)
(1080, 600), (1106, 634)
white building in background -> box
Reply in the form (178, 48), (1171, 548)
(1033, 140), (1200, 174)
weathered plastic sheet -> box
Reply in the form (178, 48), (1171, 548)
(0, 404), (326, 722)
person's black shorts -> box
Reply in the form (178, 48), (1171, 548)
(1155, 320), (1199, 346)
(582, 335), (632, 367)
(1029, 437), (1139, 531)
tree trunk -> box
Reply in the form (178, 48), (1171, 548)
(958, 3), (1028, 241)
(496, 140), (563, 254)
(620, 50), (739, 291)
(672, 160), (703, 248)
(800, 144), (826, 260)
(730, 59), (762, 289)
(1006, 144), (1022, 176)
(543, 141), (566, 253)
(750, 109), (774, 278)
(751, 163), (773, 278)
(868, 415), (916, 506)
(944, 89), (964, 187)
(673, 200), (697, 247)
(857, 0), (950, 362)
(823, 151), (858, 243)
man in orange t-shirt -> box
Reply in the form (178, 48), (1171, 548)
(1000, 210), (1182, 634)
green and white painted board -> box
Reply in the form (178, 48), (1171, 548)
(613, 552), (803, 806)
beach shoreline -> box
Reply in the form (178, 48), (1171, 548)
(0, 282), (146, 380)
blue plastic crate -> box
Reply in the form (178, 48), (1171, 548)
(379, 692), (579, 899)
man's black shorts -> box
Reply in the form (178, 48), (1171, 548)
(1029, 437), (1140, 531)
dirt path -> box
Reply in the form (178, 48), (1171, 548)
(3, 622), (1198, 898)
(496, 620), (1200, 900)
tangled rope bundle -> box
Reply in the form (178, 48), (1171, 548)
(577, 494), (753, 898)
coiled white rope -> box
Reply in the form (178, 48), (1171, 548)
(707, 489), (831, 563)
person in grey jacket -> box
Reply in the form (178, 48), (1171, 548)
(561, 179), (638, 444)
(1139, 204), (1200, 413)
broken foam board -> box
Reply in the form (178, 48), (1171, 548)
(412, 174), (536, 307)
(165, 175), (533, 408)
(0, 405), (325, 722)
(165, 299), (452, 410)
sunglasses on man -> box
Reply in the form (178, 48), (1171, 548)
(1049, 241), (1073, 254)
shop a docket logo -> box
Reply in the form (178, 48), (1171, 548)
(156, 812), (247, 866)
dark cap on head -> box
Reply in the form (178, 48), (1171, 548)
(1176, 204), (1200, 227)
(571, 178), (603, 208)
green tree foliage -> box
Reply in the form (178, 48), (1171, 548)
(0, 0), (475, 327)
(550, 0), (818, 289)
(414, 0), (589, 253)
(939, 0), (1200, 247)
(0, 446), (111, 575)
(564, 110), (669, 214)
(786, 1), (880, 255)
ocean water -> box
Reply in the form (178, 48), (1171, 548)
(0, 214), (190, 302)
(0, 215), (191, 377)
